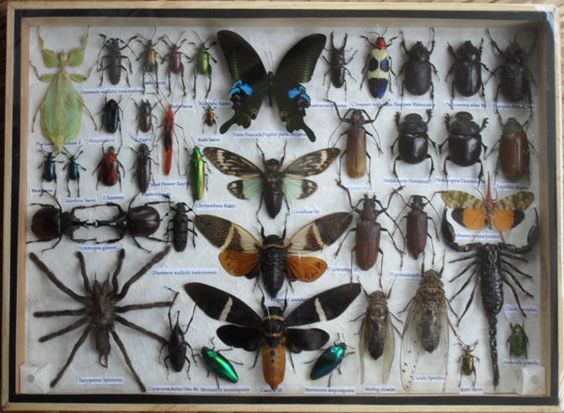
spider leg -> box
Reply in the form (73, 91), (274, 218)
(34, 308), (86, 317)
(111, 249), (126, 292)
(110, 329), (147, 392)
(50, 327), (90, 388)
(115, 314), (168, 345)
(29, 253), (86, 303)
(38, 316), (89, 342)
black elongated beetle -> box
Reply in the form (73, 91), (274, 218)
(164, 197), (197, 252)
(446, 39), (490, 107)
(130, 143), (158, 194)
(486, 29), (536, 112)
(38, 148), (62, 189)
(391, 110), (436, 179)
(322, 32), (358, 98)
(134, 99), (158, 135)
(398, 29), (438, 107)
(439, 112), (488, 183)
(100, 97), (123, 135)
(62, 146), (86, 197)
(96, 35), (137, 87)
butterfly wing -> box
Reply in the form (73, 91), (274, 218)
(203, 147), (264, 201)
(273, 34), (326, 142)
(217, 30), (269, 132)
(282, 148), (340, 202)
(493, 191), (534, 232)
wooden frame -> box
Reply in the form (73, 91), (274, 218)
(2, 1), (562, 411)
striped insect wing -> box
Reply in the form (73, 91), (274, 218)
(284, 283), (361, 327)
(310, 343), (347, 380)
(288, 212), (353, 253)
(184, 283), (262, 326)
(201, 347), (239, 383)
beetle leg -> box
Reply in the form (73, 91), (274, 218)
(429, 82), (435, 110)
(449, 81), (455, 109)
(366, 152), (372, 184)
(334, 228), (355, 258)
(179, 63), (187, 97)
(476, 160), (485, 184)
(205, 67), (212, 99)
(359, 55), (369, 89)
(425, 154), (434, 178)
(392, 156), (401, 180)
(442, 157), (450, 179)
(192, 66), (198, 98)
(49, 327), (91, 388)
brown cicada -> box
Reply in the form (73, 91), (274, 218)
(399, 261), (452, 392)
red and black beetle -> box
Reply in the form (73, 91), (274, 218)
(94, 145), (125, 189)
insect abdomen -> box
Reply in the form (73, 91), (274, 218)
(262, 342), (286, 390)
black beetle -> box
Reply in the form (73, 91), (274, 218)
(491, 113), (536, 182)
(134, 99), (158, 135)
(395, 194), (439, 262)
(96, 35), (137, 87)
(439, 112), (488, 182)
(446, 39), (490, 106)
(161, 291), (194, 376)
(28, 191), (95, 251)
(94, 194), (167, 252)
(165, 199), (196, 252)
(100, 97), (123, 135)
(486, 29), (536, 111)
(62, 146), (86, 197)
(130, 143), (157, 194)
(398, 29), (438, 105)
(38, 149), (62, 188)
(322, 32), (358, 97)
(391, 110), (436, 179)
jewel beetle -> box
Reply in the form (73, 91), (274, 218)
(491, 113), (536, 182)
(446, 39), (490, 105)
(200, 339), (240, 384)
(507, 322), (529, 358)
(185, 282), (361, 390)
(327, 99), (386, 183)
(398, 29), (438, 105)
(360, 31), (397, 98)
(310, 336), (352, 386)
(486, 29), (536, 110)
(187, 145), (208, 201)
(62, 146), (86, 197)
(439, 112), (488, 182)
(391, 110), (436, 179)
(335, 181), (404, 274)
(94, 145), (125, 189)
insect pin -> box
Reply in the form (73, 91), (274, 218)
(184, 282), (361, 390)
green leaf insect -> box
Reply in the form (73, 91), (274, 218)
(31, 28), (96, 152)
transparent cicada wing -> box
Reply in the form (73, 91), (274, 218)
(399, 298), (421, 392)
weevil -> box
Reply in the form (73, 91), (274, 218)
(335, 181), (404, 274)
(322, 32), (358, 98)
(446, 39), (490, 107)
(94, 145), (125, 189)
(360, 30), (397, 99)
(486, 29), (536, 112)
(62, 146), (86, 197)
(31, 28), (96, 152)
(439, 112), (488, 183)
(188, 32), (217, 98)
(398, 29), (438, 106)
(160, 31), (190, 96)
(96, 34), (137, 86)
(135, 27), (163, 93)
(327, 99), (386, 183)
(391, 110), (436, 179)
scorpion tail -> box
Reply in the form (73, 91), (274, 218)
(488, 314), (500, 387)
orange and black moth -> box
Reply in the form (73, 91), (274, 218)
(184, 282), (361, 390)
(194, 212), (352, 298)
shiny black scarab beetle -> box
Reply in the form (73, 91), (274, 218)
(391, 109), (436, 179)
(486, 29), (536, 111)
(398, 29), (438, 105)
(439, 112), (488, 182)
(446, 39), (490, 106)
(101, 97), (123, 135)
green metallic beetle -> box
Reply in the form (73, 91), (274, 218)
(186, 145), (208, 201)
(31, 28), (96, 152)
(188, 32), (217, 98)
(507, 322), (529, 358)
(201, 345), (239, 384)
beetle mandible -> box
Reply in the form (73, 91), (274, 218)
(391, 110), (436, 179)
(360, 30), (398, 99)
